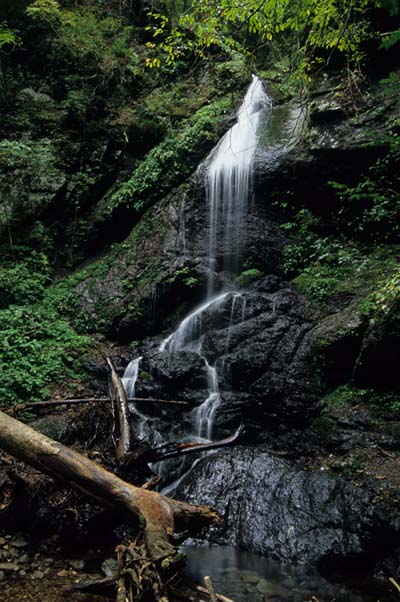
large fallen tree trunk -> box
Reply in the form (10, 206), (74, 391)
(0, 410), (220, 600)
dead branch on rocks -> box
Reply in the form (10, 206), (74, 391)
(204, 576), (218, 602)
(2, 397), (189, 415)
(150, 426), (244, 463)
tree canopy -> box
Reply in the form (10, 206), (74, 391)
(145, 0), (400, 82)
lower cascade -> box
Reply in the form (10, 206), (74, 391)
(160, 291), (238, 441)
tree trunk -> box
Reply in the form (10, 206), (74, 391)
(0, 410), (220, 598)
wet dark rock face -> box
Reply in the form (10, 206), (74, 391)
(176, 446), (398, 568)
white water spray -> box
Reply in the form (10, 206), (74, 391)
(206, 75), (272, 296)
(122, 357), (150, 439)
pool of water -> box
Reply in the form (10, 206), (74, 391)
(183, 545), (388, 602)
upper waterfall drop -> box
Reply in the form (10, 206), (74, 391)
(206, 75), (272, 296)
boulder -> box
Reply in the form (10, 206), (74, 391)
(177, 446), (397, 568)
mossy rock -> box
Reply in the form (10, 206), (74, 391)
(235, 269), (265, 288)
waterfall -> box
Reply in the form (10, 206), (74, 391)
(122, 77), (270, 483)
(159, 76), (271, 443)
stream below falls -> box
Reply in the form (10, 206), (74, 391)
(184, 545), (385, 602)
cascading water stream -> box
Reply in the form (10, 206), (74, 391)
(160, 291), (234, 439)
(160, 76), (271, 444)
(122, 76), (271, 487)
(121, 357), (142, 399)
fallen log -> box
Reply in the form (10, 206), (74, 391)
(0, 410), (220, 600)
(3, 397), (189, 415)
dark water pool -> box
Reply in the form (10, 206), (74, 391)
(183, 545), (389, 602)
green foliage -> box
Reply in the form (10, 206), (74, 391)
(145, 0), (399, 85)
(329, 130), (400, 242)
(0, 251), (50, 308)
(281, 203), (400, 307)
(323, 384), (365, 407)
(378, 0), (400, 48)
(294, 267), (343, 304)
(215, 53), (251, 92)
(0, 21), (22, 51)
(359, 264), (400, 319)
(380, 71), (400, 95)
(281, 209), (365, 301)
(0, 139), (62, 233)
(0, 301), (89, 406)
(381, 29), (400, 48)
(26, 0), (140, 86)
(109, 97), (231, 213)
(235, 268), (265, 288)
(281, 109), (400, 308)
(281, 209), (320, 275)
(290, 240), (399, 307)
(0, 242), (90, 406)
(167, 266), (198, 288)
(323, 384), (400, 413)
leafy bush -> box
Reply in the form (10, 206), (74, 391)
(0, 251), (51, 308)
(0, 246), (90, 406)
(0, 302), (89, 406)
(329, 123), (400, 242)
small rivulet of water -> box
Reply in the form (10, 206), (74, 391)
(121, 357), (148, 439)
